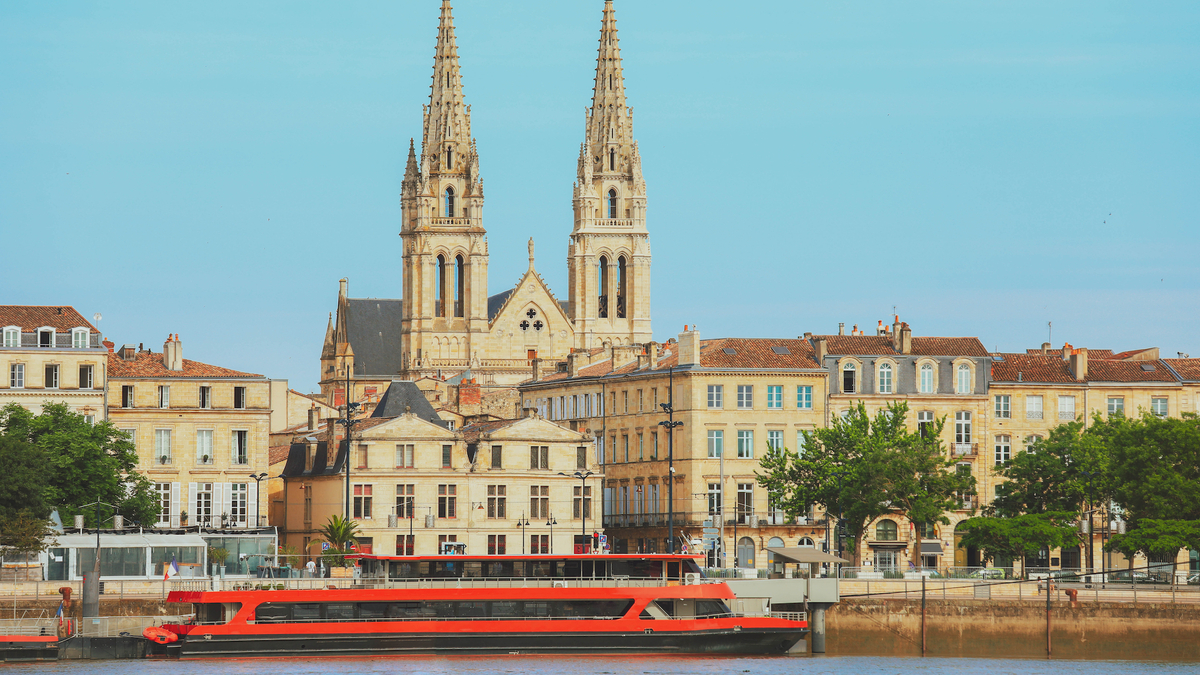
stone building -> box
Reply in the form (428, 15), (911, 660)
(0, 305), (106, 419)
(519, 328), (830, 568)
(318, 1), (654, 406)
(106, 336), (271, 529)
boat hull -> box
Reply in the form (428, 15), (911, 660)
(173, 626), (805, 659)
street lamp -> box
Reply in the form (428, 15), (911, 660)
(559, 470), (594, 549)
(658, 366), (683, 553)
(248, 473), (268, 526)
(518, 513), (531, 553)
(546, 515), (557, 554)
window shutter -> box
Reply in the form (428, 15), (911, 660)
(212, 483), (223, 525)
(170, 482), (180, 528)
(189, 482), (199, 518)
(223, 483), (233, 524)
(247, 480), (258, 526)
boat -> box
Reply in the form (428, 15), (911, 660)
(156, 553), (807, 658)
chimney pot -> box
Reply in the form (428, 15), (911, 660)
(838, 323), (845, 336)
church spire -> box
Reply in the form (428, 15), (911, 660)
(587, 1), (632, 155)
(422, 0), (473, 162)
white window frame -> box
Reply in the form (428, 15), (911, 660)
(796, 385), (812, 409)
(707, 384), (723, 409)
(1026, 395), (1043, 420)
(842, 362), (856, 394)
(10, 363), (24, 389)
(919, 363), (935, 394)
(956, 363), (972, 394)
(877, 362), (893, 394)
(44, 363), (59, 389)
(154, 483), (172, 525)
(158, 385), (170, 408)
(796, 430), (806, 457)
(196, 429), (214, 464)
(1058, 395), (1076, 420)
(1152, 397), (1168, 418)
(71, 328), (89, 349)
(737, 429), (754, 459)
(766, 385), (782, 409)
(79, 364), (94, 389)
(995, 435), (1011, 466)
(707, 483), (723, 517)
(155, 429), (172, 464)
(232, 430), (249, 465)
(37, 327), (55, 348)
(230, 483), (248, 526)
(1, 327), (18, 348)
(707, 429), (723, 458)
(767, 430), (784, 451)
(195, 483), (214, 524)
(954, 411), (971, 453)
(1107, 396), (1125, 417)
(995, 395), (1011, 419)
(736, 385), (753, 410)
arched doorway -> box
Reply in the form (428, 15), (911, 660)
(953, 521), (980, 569)
(766, 536), (785, 574)
(736, 537), (755, 569)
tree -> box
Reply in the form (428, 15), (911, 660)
(1105, 519), (1200, 573)
(0, 403), (157, 526)
(317, 514), (360, 567)
(0, 436), (50, 521)
(758, 401), (973, 565)
(956, 512), (1081, 570)
(987, 420), (1106, 518)
(1091, 413), (1200, 524)
(0, 511), (57, 580)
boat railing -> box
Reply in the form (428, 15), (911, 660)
(190, 575), (723, 593)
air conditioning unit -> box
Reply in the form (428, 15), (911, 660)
(684, 573), (700, 586)
(425, 514), (436, 528)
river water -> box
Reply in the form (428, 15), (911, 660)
(4, 656), (1198, 675)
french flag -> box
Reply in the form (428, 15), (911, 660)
(164, 554), (179, 580)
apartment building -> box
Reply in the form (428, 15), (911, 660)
(0, 305), (106, 419)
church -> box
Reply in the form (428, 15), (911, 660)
(321, 1), (653, 404)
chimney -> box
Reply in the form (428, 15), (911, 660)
(900, 322), (912, 355)
(612, 345), (639, 370)
(102, 339), (115, 353)
(1041, 342), (1051, 356)
(1062, 343), (1072, 361)
(119, 344), (137, 361)
(647, 342), (659, 369)
(1069, 348), (1088, 382)
(803, 332), (813, 339)
(339, 278), (349, 300)
(813, 337), (828, 364)
(678, 327), (701, 366)
(307, 406), (319, 431)
(838, 323), (845, 336)
(877, 320), (886, 336)
(568, 352), (583, 378)
(162, 334), (183, 371)
(531, 358), (541, 382)
(852, 324), (859, 336)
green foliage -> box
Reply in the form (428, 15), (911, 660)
(207, 546), (230, 564)
(0, 510), (57, 558)
(956, 512), (1081, 565)
(317, 514), (360, 566)
(0, 403), (157, 526)
(1090, 413), (1200, 523)
(0, 436), (50, 521)
(758, 401), (973, 562)
(1105, 519), (1200, 561)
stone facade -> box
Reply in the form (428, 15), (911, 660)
(0, 305), (105, 420)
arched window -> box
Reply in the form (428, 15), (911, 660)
(956, 363), (972, 394)
(878, 362), (893, 394)
(608, 189), (618, 219)
(597, 256), (609, 318)
(736, 537), (755, 569)
(616, 256), (627, 318)
(876, 520), (898, 541)
(444, 186), (455, 218)
(842, 362), (856, 394)
(454, 255), (465, 318)
(436, 254), (447, 317)
(609, 148), (616, 171)
(798, 537), (815, 548)
(920, 363), (935, 393)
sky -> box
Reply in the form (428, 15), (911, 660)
(1, 1), (1197, 393)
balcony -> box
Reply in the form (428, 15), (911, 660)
(1059, 411), (1076, 420)
(583, 218), (635, 229)
(952, 443), (978, 457)
(1026, 411), (1043, 420)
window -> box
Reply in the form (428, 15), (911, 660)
(1, 328), (17, 348)
(353, 485), (373, 519)
(917, 411), (934, 439)
(488, 535), (507, 555)
(767, 385), (783, 409)
(573, 485), (592, 519)
(1024, 435), (1042, 454)
(487, 485), (507, 519)
(530, 486), (549, 519)
(577, 446), (587, 470)
(442, 444), (453, 468)
(1152, 397), (1168, 417)
(396, 484), (415, 520)
(796, 386), (812, 409)
(956, 364), (972, 394)
(955, 464), (974, 509)
(154, 483), (171, 526)
(489, 445), (502, 469)
(878, 363), (893, 394)
(796, 431), (806, 457)
(38, 329), (53, 348)
(876, 520), (898, 541)
(532, 534), (549, 554)
(396, 444), (415, 469)
(919, 363), (935, 393)
(954, 411), (971, 450)
(707, 385), (723, 409)
(445, 186), (456, 217)
(995, 435), (1011, 466)
(232, 430), (249, 465)
(121, 385), (133, 408)
(767, 430), (784, 451)
(623, 435), (629, 463)
(875, 549), (898, 572)
(1026, 395), (1043, 420)
(437, 485), (456, 518)
(303, 489), (312, 523)
(194, 483), (213, 524)
(650, 434), (658, 460)
(707, 483), (723, 517)
(736, 483), (754, 525)
(608, 189), (617, 219)
(158, 385), (170, 408)
(919, 522), (937, 539)
(1107, 397), (1125, 417)
(995, 395), (1011, 419)
(357, 443), (369, 469)
(623, 391), (628, 413)
(736, 385), (753, 409)
(199, 386), (211, 409)
(842, 363), (856, 394)
(530, 445), (549, 470)
(83, 415), (95, 425)
(707, 430), (723, 458)
(78, 365), (93, 389)
(635, 434), (642, 461)
(44, 364), (59, 389)
(1058, 395), (1076, 420)
(72, 329), (88, 349)
(396, 534), (414, 556)
(637, 389), (643, 412)
(230, 483), (248, 525)
(196, 430), (214, 464)
(233, 386), (246, 409)
(155, 429), (172, 464)
(737, 430), (754, 459)
(438, 534), (458, 553)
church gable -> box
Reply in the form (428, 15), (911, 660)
(487, 259), (575, 362)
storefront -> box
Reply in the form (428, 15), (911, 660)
(43, 532), (208, 581)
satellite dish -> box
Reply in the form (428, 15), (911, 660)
(93, 313), (102, 322)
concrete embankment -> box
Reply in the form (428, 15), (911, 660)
(827, 599), (1200, 661)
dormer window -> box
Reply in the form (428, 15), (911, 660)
(842, 362), (856, 394)
(38, 329), (54, 348)
(72, 328), (89, 349)
(956, 363), (972, 394)
(878, 362), (893, 394)
(1, 327), (17, 348)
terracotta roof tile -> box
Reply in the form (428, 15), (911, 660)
(0, 305), (97, 333)
(1164, 359), (1200, 382)
(107, 351), (262, 379)
(1085, 359), (1176, 383)
(815, 335), (989, 357)
(461, 418), (522, 443)
(698, 338), (820, 369)
(1027, 348), (1115, 359)
(991, 354), (1077, 383)
(269, 445), (293, 466)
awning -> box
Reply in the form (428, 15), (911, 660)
(867, 542), (908, 550)
(766, 547), (849, 564)
(53, 533), (208, 549)
(921, 541), (944, 554)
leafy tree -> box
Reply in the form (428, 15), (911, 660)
(1105, 519), (1200, 571)
(317, 514), (360, 567)
(956, 512), (1081, 570)
(0, 436), (50, 521)
(758, 401), (973, 565)
(0, 511), (57, 579)
(1090, 413), (1200, 524)
(0, 403), (157, 526)
(987, 420), (1107, 518)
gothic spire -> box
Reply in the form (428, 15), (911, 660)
(422, 0), (472, 161)
(587, 0), (632, 152)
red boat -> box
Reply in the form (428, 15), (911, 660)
(159, 553), (806, 658)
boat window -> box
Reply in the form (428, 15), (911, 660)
(429, 602), (455, 618)
(462, 562), (483, 578)
(667, 562), (680, 580)
(456, 601), (488, 618)
(695, 600), (732, 618)
(293, 603), (322, 621)
(657, 600), (675, 617)
(640, 601), (672, 620)
(325, 603), (355, 620)
(254, 603), (291, 623)
(358, 603), (388, 619)
(610, 559), (663, 578)
(491, 601), (521, 618)
(239, 599), (636, 623)
(387, 602), (427, 619)
(194, 603), (239, 624)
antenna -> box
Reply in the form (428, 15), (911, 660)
(1048, 321), (1052, 345)
(93, 313), (102, 323)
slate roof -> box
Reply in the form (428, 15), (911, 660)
(1163, 359), (1200, 382)
(281, 440), (347, 478)
(0, 305), (98, 333)
(372, 380), (448, 427)
(815, 335), (990, 357)
(487, 290), (513, 321)
(344, 299), (405, 378)
(108, 351), (262, 379)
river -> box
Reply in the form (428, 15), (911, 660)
(4, 656), (1198, 675)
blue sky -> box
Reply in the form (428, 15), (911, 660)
(2, 1), (1197, 393)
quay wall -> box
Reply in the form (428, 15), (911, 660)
(827, 599), (1200, 661)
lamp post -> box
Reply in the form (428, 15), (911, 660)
(658, 367), (682, 553)
(336, 367), (362, 521)
(519, 513), (530, 554)
(546, 515), (557, 554)
(248, 473), (268, 526)
(559, 470), (594, 550)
